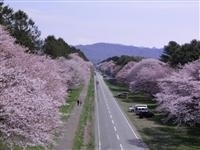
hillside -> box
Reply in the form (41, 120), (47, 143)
(76, 43), (163, 63)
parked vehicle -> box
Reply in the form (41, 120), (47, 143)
(128, 105), (134, 112)
(135, 107), (148, 115)
(138, 110), (154, 118)
(134, 104), (148, 115)
(116, 92), (129, 98)
(128, 104), (148, 113)
(128, 103), (154, 118)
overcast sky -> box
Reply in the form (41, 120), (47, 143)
(5, 0), (200, 48)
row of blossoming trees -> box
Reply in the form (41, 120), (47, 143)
(98, 41), (200, 126)
(0, 26), (91, 148)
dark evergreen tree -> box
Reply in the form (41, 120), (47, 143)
(0, 3), (42, 52)
(101, 55), (142, 66)
(43, 35), (88, 60)
(161, 40), (200, 67)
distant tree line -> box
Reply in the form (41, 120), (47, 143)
(43, 35), (88, 60)
(101, 55), (143, 66)
(0, 2), (88, 60)
(160, 40), (200, 67)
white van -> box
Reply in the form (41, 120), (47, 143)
(128, 104), (148, 113)
(134, 104), (148, 115)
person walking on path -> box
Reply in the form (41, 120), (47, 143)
(77, 99), (80, 106)
(54, 83), (89, 150)
(79, 100), (82, 106)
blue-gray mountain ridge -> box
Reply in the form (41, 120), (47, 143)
(76, 43), (163, 64)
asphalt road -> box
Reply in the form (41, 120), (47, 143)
(95, 72), (148, 150)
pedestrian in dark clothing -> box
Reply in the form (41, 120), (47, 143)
(77, 99), (79, 106)
(79, 100), (82, 106)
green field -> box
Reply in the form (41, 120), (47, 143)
(106, 80), (200, 150)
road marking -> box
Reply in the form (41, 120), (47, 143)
(97, 74), (130, 150)
(99, 79), (110, 114)
(116, 134), (120, 140)
(101, 79), (140, 139)
(114, 126), (117, 131)
(95, 77), (101, 150)
(106, 106), (109, 110)
(120, 144), (123, 150)
(108, 109), (111, 114)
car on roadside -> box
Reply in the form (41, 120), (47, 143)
(133, 104), (154, 118)
(134, 104), (148, 115)
(128, 105), (135, 112)
(138, 110), (154, 118)
(116, 92), (129, 98)
(128, 104), (148, 113)
(135, 107), (148, 115)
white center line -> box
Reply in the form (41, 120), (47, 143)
(107, 106), (110, 111)
(110, 114), (112, 119)
(95, 77), (101, 150)
(108, 110), (111, 115)
(111, 120), (114, 124)
(120, 144), (124, 150)
(101, 78), (140, 139)
(114, 126), (117, 131)
(116, 134), (120, 140)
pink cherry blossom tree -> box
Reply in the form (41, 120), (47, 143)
(97, 60), (121, 76)
(155, 60), (200, 126)
(126, 59), (171, 95)
(0, 25), (91, 148)
(115, 61), (136, 83)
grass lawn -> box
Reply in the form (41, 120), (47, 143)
(106, 80), (200, 150)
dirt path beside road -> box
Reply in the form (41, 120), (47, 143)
(54, 83), (88, 150)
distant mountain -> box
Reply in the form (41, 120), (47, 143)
(76, 43), (163, 64)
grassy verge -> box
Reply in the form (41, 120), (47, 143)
(0, 87), (82, 150)
(106, 80), (200, 150)
(73, 77), (95, 150)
